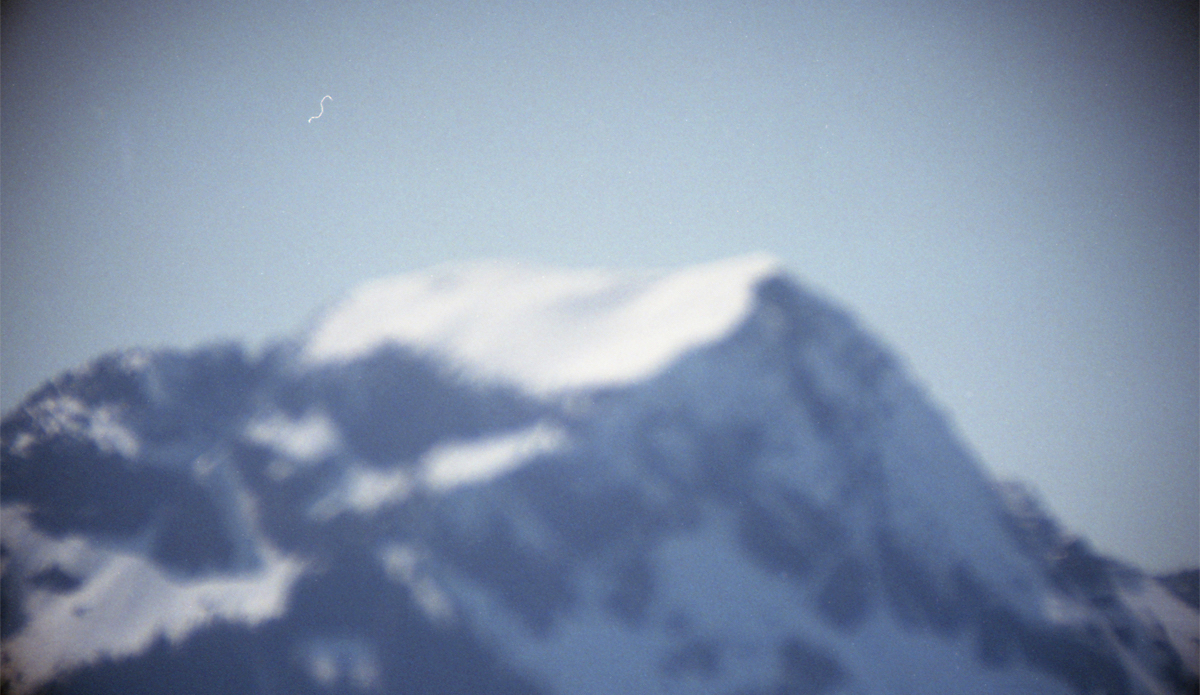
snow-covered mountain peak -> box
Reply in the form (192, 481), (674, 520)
(3, 255), (1195, 695)
(302, 253), (783, 394)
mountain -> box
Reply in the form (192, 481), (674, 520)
(2, 255), (1196, 695)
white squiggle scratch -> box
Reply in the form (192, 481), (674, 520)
(308, 95), (332, 123)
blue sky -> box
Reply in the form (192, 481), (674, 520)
(2, 0), (1196, 571)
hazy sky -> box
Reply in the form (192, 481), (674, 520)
(2, 0), (1196, 572)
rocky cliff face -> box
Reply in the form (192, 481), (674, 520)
(2, 257), (1195, 694)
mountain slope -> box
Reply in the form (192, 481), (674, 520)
(2, 256), (1195, 694)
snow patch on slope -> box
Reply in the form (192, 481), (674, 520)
(1121, 580), (1200, 677)
(422, 422), (568, 491)
(302, 254), (782, 394)
(244, 410), (341, 462)
(11, 396), (139, 460)
(305, 422), (569, 521)
(445, 504), (1078, 695)
(1, 508), (303, 694)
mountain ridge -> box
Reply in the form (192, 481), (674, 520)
(2, 257), (1196, 694)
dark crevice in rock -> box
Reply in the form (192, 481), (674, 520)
(430, 510), (575, 635)
(660, 638), (721, 679)
(739, 490), (846, 584)
(815, 555), (874, 631)
(777, 637), (846, 695)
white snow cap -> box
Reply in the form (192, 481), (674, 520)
(303, 254), (783, 394)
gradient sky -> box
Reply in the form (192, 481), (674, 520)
(2, 0), (1196, 572)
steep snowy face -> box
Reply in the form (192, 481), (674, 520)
(2, 257), (1196, 695)
(302, 254), (782, 394)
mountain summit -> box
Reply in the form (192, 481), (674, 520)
(2, 256), (1195, 694)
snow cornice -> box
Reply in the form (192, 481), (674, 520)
(301, 253), (785, 395)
